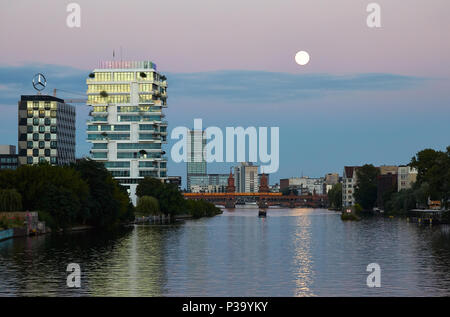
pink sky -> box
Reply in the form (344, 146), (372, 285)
(1, 0), (449, 76)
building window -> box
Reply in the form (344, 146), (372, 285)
(27, 156), (33, 164)
(110, 170), (130, 177)
(33, 133), (39, 141)
(92, 152), (107, 159)
(44, 149), (50, 157)
(33, 149), (39, 157)
(39, 141), (45, 149)
(92, 143), (108, 149)
(104, 161), (130, 168)
(139, 170), (158, 177)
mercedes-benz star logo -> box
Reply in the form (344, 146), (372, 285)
(32, 73), (47, 92)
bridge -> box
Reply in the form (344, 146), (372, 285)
(183, 192), (328, 209)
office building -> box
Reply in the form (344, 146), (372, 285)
(166, 176), (182, 189)
(18, 95), (75, 166)
(188, 173), (229, 193)
(234, 162), (259, 193)
(280, 176), (324, 195)
(0, 145), (18, 170)
(186, 129), (207, 192)
(324, 172), (340, 194)
(342, 166), (359, 208)
(86, 61), (168, 205)
(397, 166), (418, 191)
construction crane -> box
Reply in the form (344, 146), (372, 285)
(52, 88), (88, 104)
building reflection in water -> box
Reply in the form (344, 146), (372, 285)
(87, 226), (170, 296)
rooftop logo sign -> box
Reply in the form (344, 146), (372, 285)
(32, 73), (47, 92)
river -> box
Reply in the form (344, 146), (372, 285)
(1, 208), (450, 296)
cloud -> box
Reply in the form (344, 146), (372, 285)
(167, 70), (425, 103)
(0, 64), (424, 105)
(0, 63), (88, 105)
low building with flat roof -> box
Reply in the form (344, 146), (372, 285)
(0, 145), (18, 170)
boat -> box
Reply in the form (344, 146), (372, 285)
(258, 209), (267, 217)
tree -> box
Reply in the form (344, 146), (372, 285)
(0, 160), (134, 230)
(136, 196), (160, 216)
(38, 184), (80, 229)
(410, 147), (450, 208)
(327, 183), (342, 210)
(354, 164), (379, 211)
(136, 177), (184, 218)
(136, 177), (165, 199)
(384, 189), (416, 215)
(73, 158), (132, 227)
(0, 189), (23, 212)
(136, 177), (219, 219)
(185, 199), (222, 219)
(410, 148), (442, 184)
(156, 183), (185, 216)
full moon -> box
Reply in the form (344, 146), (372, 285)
(295, 51), (310, 66)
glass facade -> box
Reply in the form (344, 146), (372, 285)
(18, 96), (75, 166)
(86, 61), (168, 205)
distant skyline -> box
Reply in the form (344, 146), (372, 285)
(1, 0), (449, 185)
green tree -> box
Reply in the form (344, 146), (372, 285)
(136, 177), (165, 198)
(38, 184), (80, 229)
(384, 189), (416, 215)
(327, 183), (342, 210)
(136, 178), (184, 217)
(185, 199), (222, 219)
(410, 148), (442, 184)
(410, 147), (450, 208)
(0, 189), (23, 212)
(136, 196), (160, 216)
(354, 164), (379, 211)
(0, 160), (135, 230)
(73, 158), (133, 227)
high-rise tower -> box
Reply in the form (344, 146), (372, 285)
(86, 61), (168, 205)
(18, 95), (75, 166)
(186, 129), (207, 192)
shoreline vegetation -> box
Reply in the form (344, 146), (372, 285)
(0, 159), (221, 235)
(329, 146), (450, 222)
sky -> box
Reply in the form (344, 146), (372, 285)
(1, 0), (449, 186)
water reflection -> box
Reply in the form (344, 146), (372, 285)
(1, 209), (450, 296)
(292, 210), (314, 296)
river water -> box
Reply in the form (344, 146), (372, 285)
(1, 208), (450, 297)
